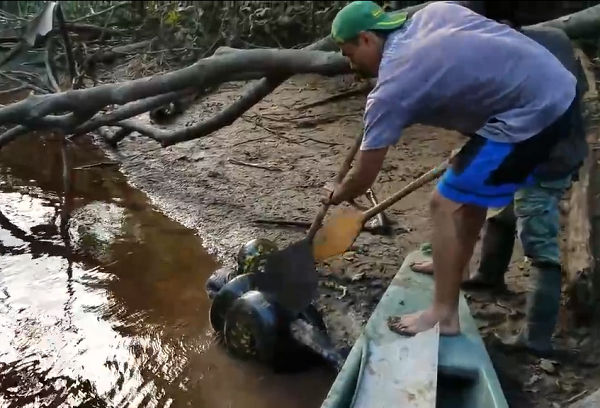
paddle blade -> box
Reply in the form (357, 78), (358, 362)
(253, 238), (319, 314)
(312, 208), (363, 262)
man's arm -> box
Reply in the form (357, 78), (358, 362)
(328, 46), (437, 205)
(329, 147), (389, 205)
(329, 94), (408, 205)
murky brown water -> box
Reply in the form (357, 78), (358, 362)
(0, 132), (334, 407)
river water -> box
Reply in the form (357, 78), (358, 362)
(0, 130), (334, 407)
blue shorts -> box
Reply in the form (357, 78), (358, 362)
(438, 97), (576, 208)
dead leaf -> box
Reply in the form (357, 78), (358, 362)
(525, 374), (541, 387)
(555, 379), (575, 393)
(342, 251), (356, 260)
(351, 272), (365, 282)
(539, 358), (559, 374)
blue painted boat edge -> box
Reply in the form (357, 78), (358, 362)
(319, 249), (509, 408)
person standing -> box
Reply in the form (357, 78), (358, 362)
(325, 1), (580, 338)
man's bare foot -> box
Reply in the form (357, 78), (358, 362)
(410, 260), (470, 280)
(387, 308), (460, 336)
(410, 260), (433, 275)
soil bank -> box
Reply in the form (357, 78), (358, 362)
(99, 74), (600, 407)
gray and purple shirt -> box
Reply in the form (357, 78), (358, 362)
(361, 1), (577, 151)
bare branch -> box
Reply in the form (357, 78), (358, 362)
(0, 47), (349, 134)
(107, 36), (341, 147)
(69, 1), (131, 23)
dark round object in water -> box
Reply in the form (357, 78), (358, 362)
(209, 273), (255, 334)
(223, 290), (282, 364)
(205, 266), (237, 300)
(224, 293), (328, 372)
(236, 238), (278, 275)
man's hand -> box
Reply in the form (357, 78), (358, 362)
(322, 147), (389, 206)
(323, 181), (337, 196)
(329, 183), (347, 206)
(322, 177), (358, 206)
(321, 181), (345, 206)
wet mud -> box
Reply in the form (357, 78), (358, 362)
(3, 69), (600, 407)
(98, 73), (600, 407)
(0, 131), (334, 407)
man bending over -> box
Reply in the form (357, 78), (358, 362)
(326, 1), (579, 336)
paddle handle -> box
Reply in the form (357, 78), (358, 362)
(363, 158), (451, 221)
(307, 132), (364, 240)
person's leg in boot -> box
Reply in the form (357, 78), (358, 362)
(388, 190), (486, 336)
(497, 175), (572, 357)
(461, 204), (517, 292)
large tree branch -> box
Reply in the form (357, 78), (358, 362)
(0, 48), (349, 124)
(0, 71), (264, 146)
(0, 1), (434, 148)
(106, 37), (341, 147)
(76, 4), (600, 149)
(0, 3), (599, 150)
(530, 5), (600, 39)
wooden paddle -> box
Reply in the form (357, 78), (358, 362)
(312, 158), (452, 262)
(253, 132), (364, 313)
(306, 132), (365, 239)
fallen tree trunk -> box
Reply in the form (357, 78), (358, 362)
(0, 48), (350, 124)
(0, 3), (599, 149)
(87, 39), (157, 64)
(569, 388), (600, 408)
(530, 5), (600, 39)
(564, 48), (598, 323)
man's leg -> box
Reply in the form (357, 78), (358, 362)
(499, 175), (572, 356)
(410, 204), (516, 289)
(389, 136), (520, 337)
(388, 191), (487, 336)
(389, 90), (576, 337)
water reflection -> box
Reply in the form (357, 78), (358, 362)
(0, 133), (334, 407)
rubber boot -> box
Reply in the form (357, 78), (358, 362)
(461, 216), (515, 292)
(497, 263), (563, 358)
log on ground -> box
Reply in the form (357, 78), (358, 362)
(564, 48), (598, 322)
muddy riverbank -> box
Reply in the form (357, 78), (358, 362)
(96, 73), (600, 407)
(0, 130), (334, 407)
(1, 63), (599, 408)
(98, 74), (462, 347)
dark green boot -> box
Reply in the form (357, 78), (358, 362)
(461, 215), (515, 292)
(497, 263), (563, 357)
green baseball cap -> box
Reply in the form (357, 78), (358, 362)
(331, 1), (408, 44)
